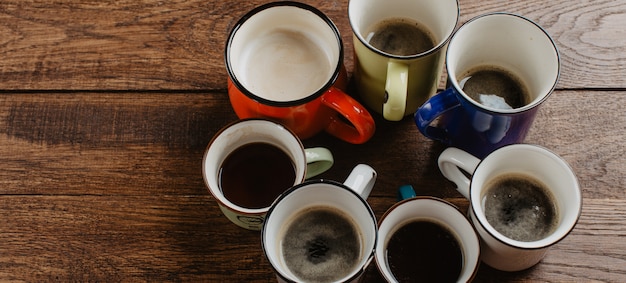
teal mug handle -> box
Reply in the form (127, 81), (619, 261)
(398, 184), (417, 201)
(304, 147), (334, 179)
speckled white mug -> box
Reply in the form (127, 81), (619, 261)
(262, 164), (377, 283)
(438, 144), (582, 271)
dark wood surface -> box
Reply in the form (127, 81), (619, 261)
(0, 0), (624, 282)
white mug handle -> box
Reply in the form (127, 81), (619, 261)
(437, 148), (481, 199)
(343, 164), (377, 200)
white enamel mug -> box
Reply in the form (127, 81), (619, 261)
(202, 119), (333, 231)
(438, 144), (582, 271)
(262, 164), (377, 283)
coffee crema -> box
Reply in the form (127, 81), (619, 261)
(281, 206), (362, 283)
(219, 142), (296, 209)
(365, 17), (436, 56)
(239, 28), (333, 102)
(386, 219), (463, 282)
(482, 173), (559, 242)
(459, 65), (531, 110)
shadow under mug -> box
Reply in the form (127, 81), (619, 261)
(415, 13), (560, 158)
(202, 119), (333, 231)
(438, 144), (582, 271)
(225, 1), (375, 144)
(349, 0), (459, 121)
(375, 185), (480, 282)
(262, 164), (377, 283)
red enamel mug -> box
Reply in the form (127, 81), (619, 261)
(225, 1), (375, 144)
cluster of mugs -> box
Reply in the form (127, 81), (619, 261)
(203, 1), (582, 282)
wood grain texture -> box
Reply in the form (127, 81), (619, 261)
(1, 197), (624, 282)
(0, 90), (621, 198)
(0, 0), (624, 281)
(0, 90), (623, 281)
(1, 0), (625, 90)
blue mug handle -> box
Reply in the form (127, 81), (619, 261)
(414, 88), (461, 143)
(398, 184), (417, 201)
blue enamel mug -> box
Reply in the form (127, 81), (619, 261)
(415, 13), (560, 158)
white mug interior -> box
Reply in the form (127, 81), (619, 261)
(202, 119), (306, 215)
(349, 0), (459, 57)
(376, 197), (480, 282)
(470, 144), (581, 249)
(227, 3), (341, 102)
(446, 13), (560, 113)
(262, 181), (377, 282)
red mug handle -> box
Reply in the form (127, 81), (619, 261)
(322, 87), (376, 144)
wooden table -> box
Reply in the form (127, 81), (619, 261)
(1, 0), (624, 281)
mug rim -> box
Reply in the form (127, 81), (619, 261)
(446, 12), (561, 114)
(375, 196), (480, 283)
(348, 0), (460, 60)
(202, 118), (306, 215)
(261, 179), (378, 283)
(468, 143), (582, 250)
(224, 1), (344, 107)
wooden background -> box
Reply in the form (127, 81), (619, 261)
(0, 0), (624, 282)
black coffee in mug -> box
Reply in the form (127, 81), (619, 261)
(219, 142), (295, 209)
(386, 220), (463, 282)
(281, 206), (362, 282)
(483, 173), (559, 242)
(366, 17), (436, 56)
(459, 65), (531, 109)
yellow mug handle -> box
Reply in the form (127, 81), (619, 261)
(383, 61), (409, 121)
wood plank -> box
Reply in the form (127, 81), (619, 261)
(1, 0), (625, 90)
(0, 90), (621, 200)
(0, 92), (237, 196)
(0, 0), (237, 90)
(0, 196), (623, 281)
(0, 195), (269, 282)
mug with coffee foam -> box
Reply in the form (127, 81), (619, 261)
(226, 1), (375, 144)
(349, 0), (459, 121)
(415, 13), (560, 158)
(202, 119), (334, 231)
(262, 164), (377, 283)
(438, 144), (582, 271)
(375, 185), (480, 282)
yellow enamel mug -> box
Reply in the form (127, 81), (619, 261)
(349, 0), (459, 121)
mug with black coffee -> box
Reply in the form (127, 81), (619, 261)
(438, 144), (582, 271)
(415, 13), (560, 158)
(349, 0), (459, 121)
(262, 164), (377, 283)
(202, 119), (334, 231)
(375, 185), (480, 282)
